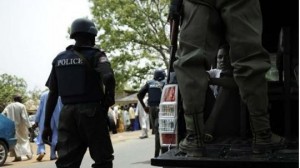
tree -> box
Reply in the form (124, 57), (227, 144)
(25, 87), (45, 113)
(90, 0), (170, 91)
(27, 87), (44, 103)
(0, 73), (28, 112)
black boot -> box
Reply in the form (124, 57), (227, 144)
(178, 114), (206, 157)
(252, 129), (286, 154)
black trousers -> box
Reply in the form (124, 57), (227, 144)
(56, 103), (114, 168)
(149, 106), (160, 157)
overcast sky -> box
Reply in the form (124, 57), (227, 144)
(0, 0), (92, 91)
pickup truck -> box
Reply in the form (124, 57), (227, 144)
(151, 1), (298, 168)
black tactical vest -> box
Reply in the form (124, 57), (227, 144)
(147, 79), (165, 106)
(53, 46), (104, 104)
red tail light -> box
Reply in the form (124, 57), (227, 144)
(161, 133), (177, 145)
(159, 84), (179, 147)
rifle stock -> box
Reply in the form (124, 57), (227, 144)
(167, 19), (180, 84)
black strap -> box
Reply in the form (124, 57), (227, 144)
(72, 50), (105, 95)
(73, 50), (93, 70)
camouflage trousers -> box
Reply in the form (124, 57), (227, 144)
(174, 0), (271, 138)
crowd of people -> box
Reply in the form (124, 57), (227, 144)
(1, 93), (153, 164)
(1, 92), (63, 162)
(108, 103), (151, 136)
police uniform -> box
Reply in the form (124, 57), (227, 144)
(46, 45), (115, 168)
(173, 0), (284, 155)
(137, 70), (165, 157)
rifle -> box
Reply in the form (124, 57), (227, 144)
(167, 0), (183, 84)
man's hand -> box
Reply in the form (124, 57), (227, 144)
(42, 127), (52, 146)
(32, 122), (38, 130)
(144, 106), (150, 114)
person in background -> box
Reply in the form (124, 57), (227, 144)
(112, 106), (118, 132)
(204, 44), (239, 142)
(117, 106), (125, 133)
(137, 69), (166, 157)
(115, 106), (125, 132)
(128, 104), (136, 131)
(122, 105), (130, 131)
(42, 18), (115, 168)
(33, 90), (63, 161)
(136, 100), (150, 139)
(107, 107), (117, 134)
(3, 94), (33, 161)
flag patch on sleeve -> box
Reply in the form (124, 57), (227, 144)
(99, 56), (108, 63)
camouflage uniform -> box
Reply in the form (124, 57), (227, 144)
(174, 0), (283, 156)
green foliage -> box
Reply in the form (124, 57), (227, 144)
(25, 87), (46, 113)
(0, 73), (28, 112)
(27, 88), (42, 102)
(90, 0), (170, 91)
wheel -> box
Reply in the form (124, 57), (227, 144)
(0, 140), (8, 166)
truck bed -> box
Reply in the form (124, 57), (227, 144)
(151, 139), (298, 168)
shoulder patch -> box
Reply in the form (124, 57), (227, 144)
(99, 56), (109, 63)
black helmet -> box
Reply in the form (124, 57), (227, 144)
(153, 69), (166, 81)
(70, 18), (98, 39)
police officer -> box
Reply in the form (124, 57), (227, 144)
(169, 0), (285, 156)
(137, 69), (166, 157)
(42, 18), (115, 168)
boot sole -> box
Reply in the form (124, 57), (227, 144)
(179, 143), (206, 157)
(252, 143), (287, 154)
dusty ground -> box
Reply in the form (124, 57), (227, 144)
(4, 130), (143, 167)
